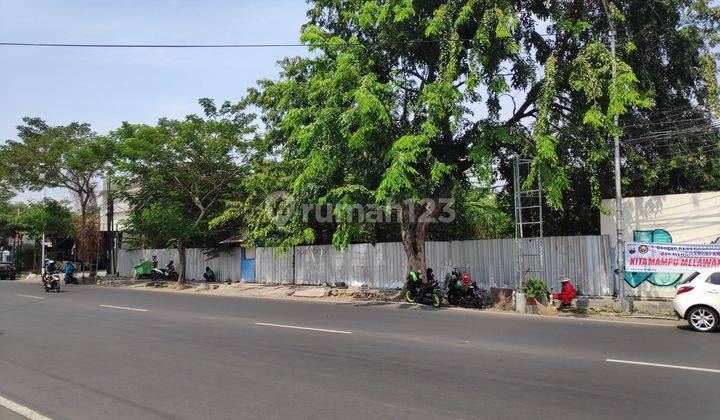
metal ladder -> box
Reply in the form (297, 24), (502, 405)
(513, 158), (544, 289)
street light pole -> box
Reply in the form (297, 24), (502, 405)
(41, 231), (46, 273)
(601, 0), (627, 310)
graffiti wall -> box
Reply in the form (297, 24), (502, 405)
(626, 229), (683, 288)
(600, 191), (720, 298)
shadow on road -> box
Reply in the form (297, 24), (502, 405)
(675, 324), (719, 333)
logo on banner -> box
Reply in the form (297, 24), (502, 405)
(626, 229), (682, 288)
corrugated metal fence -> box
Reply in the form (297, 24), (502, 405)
(116, 248), (243, 282)
(117, 235), (613, 295)
(259, 235), (613, 295)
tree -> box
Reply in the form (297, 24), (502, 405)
(0, 118), (115, 269)
(112, 99), (254, 285)
(0, 188), (21, 245)
(0, 118), (113, 219)
(223, 1), (661, 277)
(17, 198), (76, 270)
(492, 0), (720, 234)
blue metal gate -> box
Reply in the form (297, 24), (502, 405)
(241, 245), (256, 282)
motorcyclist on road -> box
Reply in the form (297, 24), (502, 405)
(552, 276), (577, 309)
(63, 261), (75, 284)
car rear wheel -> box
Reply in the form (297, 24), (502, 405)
(687, 306), (718, 332)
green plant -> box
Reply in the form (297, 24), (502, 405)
(522, 278), (548, 300)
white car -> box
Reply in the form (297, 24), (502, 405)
(673, 270), (720, 332)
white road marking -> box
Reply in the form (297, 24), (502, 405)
(0, 394), (52, 420)
(254, 322), (352, 334)
(606, 359), (720, 374)
(16, 294), (44, 300)
(99, 304), (148, 312)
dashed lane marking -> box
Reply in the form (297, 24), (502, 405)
(254, 322), (352, 334)
(0, 394), (52, 420)
(99, 304), (148, 312)
(606, 358), (720, 374)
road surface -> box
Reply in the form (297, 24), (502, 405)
(1, 280), (718, 419)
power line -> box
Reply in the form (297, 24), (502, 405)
(0, 41), (336, 48)
(0, 22), (694, 50)
(624, 125), (719, 145)
(622, 115), (711, 129)
(6, 30), (657, 50)
(622, 123), (720, 145)
(0, 34), (561, 49)
(638, 151), (720, 167)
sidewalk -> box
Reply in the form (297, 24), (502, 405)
(95, 276), (397, 302)
(90, 275), (679, 321)
(13, 272), (678, 323)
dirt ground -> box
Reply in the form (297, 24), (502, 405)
(93, 276), (400, 303)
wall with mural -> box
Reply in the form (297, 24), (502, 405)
(600, 191), (720, 298)
(625, 229), (683, 288)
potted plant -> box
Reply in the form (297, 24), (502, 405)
(522, 278), (548, 310)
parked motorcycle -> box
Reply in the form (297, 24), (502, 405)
(150, 267), (179, 281)
(445, 268), (486, 309)
(402, 269), (443, 308)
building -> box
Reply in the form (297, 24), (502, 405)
(99, 181), (133, 233)
(99, 180), (135, 274)
(600, 191), (720, 298)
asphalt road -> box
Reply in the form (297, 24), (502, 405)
(1, 280), (718, 420)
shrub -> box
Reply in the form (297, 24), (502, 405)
(522, 278), (548, 300)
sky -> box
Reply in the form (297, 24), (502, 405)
(0, 0), (311, 142)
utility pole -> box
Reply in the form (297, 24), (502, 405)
(41, 232), (46, 273)
(106, 179), (115, 276)
(41, 188), (47, 273)
(602, 0), (627, 311)
(105, 181), (114, 275)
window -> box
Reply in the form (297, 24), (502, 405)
(679, 272), (700, 285)
(707, 273), (720, 285)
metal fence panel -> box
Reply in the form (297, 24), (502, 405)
(116, 248), (243, 281)
(256, 247), (293, 284)
(116, 235), (613, 295)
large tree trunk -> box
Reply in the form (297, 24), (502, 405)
(177, 240), (187, 286)
(399, 191), (449, 282)
(401, 225), (428, 279)
(400, 200), (430, 281)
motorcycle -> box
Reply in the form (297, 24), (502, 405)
(402, 269), (443, 308)
(445, 268), (486, 309)
(42, 270), (61, 293)
(150, 267), (179, 281)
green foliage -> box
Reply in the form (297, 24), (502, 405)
(522, 278), (548, 300)
(112, 100), (255, 283)
(0, 118), (112, 216)
(112, 99), (254, 257)
(213, 0), (720, 259)
(17, 198), (76, 240)
(230, 0), (538, 258)
(434, 188), (513, 240)
(0, 188), (22, 242)
(699, 52), (720, 116)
